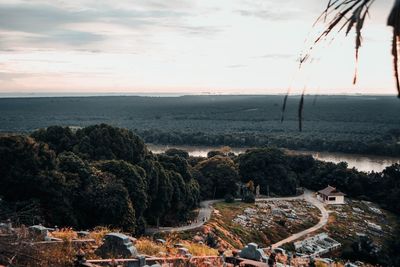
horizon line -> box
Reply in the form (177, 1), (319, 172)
(0, 92), (398, 99)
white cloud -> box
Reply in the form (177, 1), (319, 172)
(0, 0), (397, 95)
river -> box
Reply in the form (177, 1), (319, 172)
(147, 144), (400, 173)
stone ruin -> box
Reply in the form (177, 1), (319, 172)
(0, 221), (13, 234)
(95, 232), (138, 259)
(294, 233), (341, 257)
(239, 242), (268, 263)
(26, 225), (64, 242)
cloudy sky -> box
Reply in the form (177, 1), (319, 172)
(0, 0), (396, 95)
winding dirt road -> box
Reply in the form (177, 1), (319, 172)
(147, 189), (329, 248)
(146, 199), (220, 234)
(271, 189), (329, 248)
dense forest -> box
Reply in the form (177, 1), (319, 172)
(1, 124), (400, 226)
(0, 124), (200, 234)
(1, 95), (400, 156)
(1, 124), (400, 265)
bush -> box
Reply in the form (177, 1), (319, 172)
(243, 192), (255, 203)
(224, 194), (235, 203)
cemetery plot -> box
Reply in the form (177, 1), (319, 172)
(294, 232), (341, 257)
(201, 200), (320, 249)
(325, 199), (399, 249)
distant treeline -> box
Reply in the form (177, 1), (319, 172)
(1, 95), (400, 157)
(137, 129), (400, 157)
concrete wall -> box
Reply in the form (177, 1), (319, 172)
(317, 194), (345, 205)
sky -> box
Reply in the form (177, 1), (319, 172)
(0, 0), (397, 95)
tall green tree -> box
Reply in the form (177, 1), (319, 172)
(95, 160), (148, 233)
(195, 156), (239, 199)
(238, 148), (297, 196)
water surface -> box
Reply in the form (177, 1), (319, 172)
(147, 144), (400, 172)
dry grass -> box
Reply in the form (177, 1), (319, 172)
(136, 235), (218, 257)
(32, 243), (76, 267)
(136, 238), (167, 256)
(315, 261), (345, 267)
(183, 241), (218, 256)
(88, 226), (114, 243)
(51, 228), (77, 241)
(1, 226), (219, 266)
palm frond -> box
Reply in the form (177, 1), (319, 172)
(307, 0), (375, 83)
(298, 92), (305, 132)
(280, 91), (289, 123)
(388, 0), (400, 97)
(308, 0), (400, 96)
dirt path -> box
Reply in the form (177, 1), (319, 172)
(271, 189), (329, 248)
(146, 199), (220, 234)
(146, 189), (329, 245)
(146, 192), (315, 234)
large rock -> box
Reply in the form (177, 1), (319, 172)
(96, 233), (138, 258)
(0, 221), (13, 234)
(239, 243), (268, 262)
(28, 225), (54, 240)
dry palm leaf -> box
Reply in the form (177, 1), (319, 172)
(307, 0), (400, 96)
(298, 92), (305, 132)
(280, 91), (289, 123)
(311, 0), (375, 85)
(284, 0), (400, 131)
(388, 0), (400, 97)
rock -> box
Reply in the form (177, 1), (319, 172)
(0, 221), (13, 234)
(174, 243), (186, 248)
(77, 231), (90, 238)
(155, 238), (166, 245)
(95, 233), (138, 258)
(193, 235), (203, 243)
(128, 236), (137, 245)
(177, 247), (189, 256)
(44, 236), (62, 242)
(273, 248), (286, 255)
(239, 243), (267, 262)
(28, 225), (53, 240)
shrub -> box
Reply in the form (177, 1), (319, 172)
(243, 192), (255, 203)
(224, 194), (235, 203)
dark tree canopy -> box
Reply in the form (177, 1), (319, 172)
(0, 135), (56, 200)
(238, 148), (297, 196)
(32, 124), (148, 164)
(95, 160), (148, 226)
(195, 155), (239, 199)
(0, 125), (201, 233)
(31, 126), (77, 154)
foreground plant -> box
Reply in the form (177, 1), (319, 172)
(311, 0), (400, 96)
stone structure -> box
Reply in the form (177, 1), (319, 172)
(77, 231), (90, 238)
(294, 233), (341, 257)
(255, 185), (260, 197)
(0, 220), (13, 234)
(95, 233), (138, 258)
(239, 243), (268, 263)
(28, 225), (54, 240)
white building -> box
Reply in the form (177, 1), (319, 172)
(317, 185), (345, 205)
